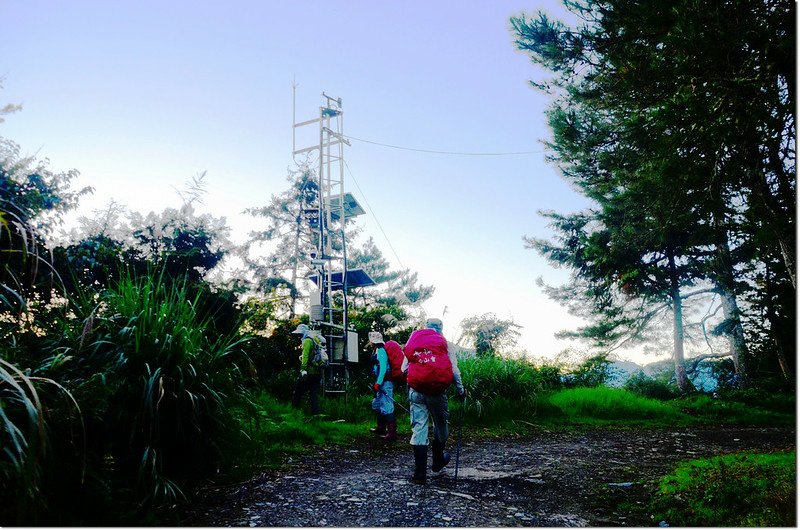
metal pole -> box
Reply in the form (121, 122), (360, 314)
(454, 396), (465, 482)
(373, 385), (410, 414)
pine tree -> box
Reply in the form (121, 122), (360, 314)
(513, 0), (795, 385)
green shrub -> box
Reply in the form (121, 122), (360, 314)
(651, 451), (796, 526)
(675, 394), (794, 425)
(261, 368), (300, 401)
(623, 370), (678, 400)
(717, 387), (796, 414)
(567, 354), (613, 387)
(707, 358), (738, 391)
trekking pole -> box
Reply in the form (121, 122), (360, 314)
(370, 385), (410, 414)
(453, 395), (465, 483)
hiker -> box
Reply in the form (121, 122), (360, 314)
(368, 331), (397, 441)
(403, 317), (466, 485)
(291, 323), (321, 415)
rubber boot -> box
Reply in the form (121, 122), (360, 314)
(411, 445), (427, 485)
(380, 413), (397, 442)
(369, 413), (386, 435)
(431, 439), (451, 472)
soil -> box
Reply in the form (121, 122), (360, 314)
(179, 425), (794, 527)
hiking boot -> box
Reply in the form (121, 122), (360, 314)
(431, 440), (451, 472)
(380, 420), (397, 442)
(411, 445), (427, 485)
(369, 414), (386, 435)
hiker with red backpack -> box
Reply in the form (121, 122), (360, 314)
(404, 318), (466, 485)
(368, 331), (400, 442)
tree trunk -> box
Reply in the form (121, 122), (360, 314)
(747, 145), (797, 289)
(667, 253), (693, 393)
(777, 238), (796, 289)
(712, 229), (749, 386)
(765, 264), (793, 382)
(719, 290), (748, 383)
(774, 336), (791, 382)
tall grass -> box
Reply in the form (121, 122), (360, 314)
(94, 269), (250, 505)
(0, 358), (47, 513)
(458, 355), (561, 421)
(1, 267), (252, 525)
(0, 187), (86, 524)
(547, 386), (686, 424)
(227, 392), (367, 480)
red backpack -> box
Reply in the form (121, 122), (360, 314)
(404, 328), (453, 395)
(384, 340), (406, 385)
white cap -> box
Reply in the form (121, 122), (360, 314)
(368, 331), (384, 343)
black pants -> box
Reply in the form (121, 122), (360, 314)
(292, 373), (320, 414)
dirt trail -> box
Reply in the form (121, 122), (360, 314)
(181, 426), (794, 527)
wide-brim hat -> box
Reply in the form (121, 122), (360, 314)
(291, 324), (309, 335)
(425, 318), (443, 332)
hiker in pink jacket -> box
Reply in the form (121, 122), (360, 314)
(403, 318), (465, 485)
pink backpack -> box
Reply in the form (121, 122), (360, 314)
(404, 328), (453, 395)
(385, 340), (407, 384)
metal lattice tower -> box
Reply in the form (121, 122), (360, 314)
(292, 90), (373, 396)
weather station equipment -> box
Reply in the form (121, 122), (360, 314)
(292, 89), (374, 397)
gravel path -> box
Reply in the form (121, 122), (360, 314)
(181, 425), (794, 527)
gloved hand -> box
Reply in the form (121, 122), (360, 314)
(458, 388), (467, 401)
(300, 370), (308, 378)
(373, 383), (381, 393)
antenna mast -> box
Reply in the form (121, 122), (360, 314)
(292, 89), (373, 397)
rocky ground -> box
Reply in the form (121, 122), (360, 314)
(179, 425), (794, 527)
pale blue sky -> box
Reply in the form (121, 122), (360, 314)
(2, 1), (664, 364)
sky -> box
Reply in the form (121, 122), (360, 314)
(1, 1), (668, 366)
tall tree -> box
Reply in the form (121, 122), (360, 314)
(513, 0), (795, 385)
(244, 167), (320, 316)
(458, 312), (522, 356)
(346, 236), (434, 343)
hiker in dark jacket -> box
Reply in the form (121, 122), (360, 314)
(369, 331), (397, 441)
(404, 318), (465, 485)
(291, 323), (321, 415)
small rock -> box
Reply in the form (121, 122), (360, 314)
(659, 521), (669, 527)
